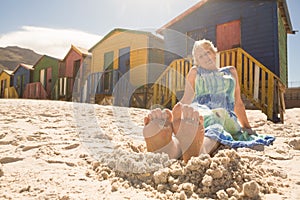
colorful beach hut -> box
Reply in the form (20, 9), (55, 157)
(24, 55), (60, 99)
(57, 45), (90, 101)
(0, 70), (18, 98)
(153, 0), (295, 122)
(12, 63), (33, 98)
(88, 28), (164, 107)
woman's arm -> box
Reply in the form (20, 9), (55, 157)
(180, 66), (197, 104)
(229, 66), (251, 128)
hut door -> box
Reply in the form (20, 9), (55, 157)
(73, 59), (81, 93)
(17, 76), (23, 97)
(46, 67), (52, 97)
(119, 47), (130, 77)
(21, 75), (25, 97)
(40, 69), (46, 87)
(0, 80), (5, 97)
(216, 20), (241, 51)
(17, 76), (21, 96)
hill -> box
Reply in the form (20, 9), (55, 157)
(0, 46), (42, 71)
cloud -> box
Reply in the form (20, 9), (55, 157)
(0, 26), (102, 59)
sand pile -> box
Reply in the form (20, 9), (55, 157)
(93, 147), (288, 200)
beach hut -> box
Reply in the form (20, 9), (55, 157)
(88, 28), (164, 107)
(153, 0), (295, 122)
(24, 55), (60, 100)
(12, 63), (33, 98)
(0, 70), (18, 98)
(56, 45), (91, 101)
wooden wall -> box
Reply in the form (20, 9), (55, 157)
(64, 48), (82, 78)
(147, 35), (165, 84)
(163, 0), (284, 81)
(0, 71), (12, 87)
(13, 66), (31, 97)
(90, 30), (164, 86)
(0, 71), (12, 98)
(32, 56), (59, 99)
(278, 4), (288, 86)
(0, 70), (12, 98)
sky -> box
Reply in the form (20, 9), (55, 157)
(0, 0), (299, 87)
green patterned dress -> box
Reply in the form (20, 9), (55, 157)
(191, 66), (275, 148)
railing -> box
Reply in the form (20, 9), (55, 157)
(3, 87), (18, 98)
(151, 48), (285, 122)
(152, 58), (192, 108)
(219, 48), (285, 122)
(53, 77), (74, 101)
(92, 70), (119, 96)
(82, 71), (114, 103)
(112, 70), (136, 106)
(23, 82), (48, 99)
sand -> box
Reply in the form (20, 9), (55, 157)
(0, 99), (299, 200)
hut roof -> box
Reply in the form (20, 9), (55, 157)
(62, 45), (91, 61)
(278, 0), (295, 34)
(2, 70), (14, 75)
(89, 28), (163, 51)
(33, 55), (61, 68)
(73, 45), (91, 56)
(12, 63), (34, 74)
(156, 0), (294, 34)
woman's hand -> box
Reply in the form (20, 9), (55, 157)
(242, 127), (257, 136)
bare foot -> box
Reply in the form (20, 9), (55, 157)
(143, 108), (173, 153)
(172, 103), (204, 162)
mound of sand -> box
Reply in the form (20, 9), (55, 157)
(93, 147), (289, 199)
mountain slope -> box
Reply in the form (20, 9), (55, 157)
(0, 46), (42, 71)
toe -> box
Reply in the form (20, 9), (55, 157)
(172, 102), (182, 120)
(162, 109), (173, 123)
(144, 115), (150, 125)
(182, 105), (193, 120)
(150, 108), (162, 120)
(192, 110), (200, 123)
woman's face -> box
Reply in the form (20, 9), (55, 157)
(197, 45), (216, 69)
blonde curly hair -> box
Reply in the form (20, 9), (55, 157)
(192, 39), (217, 66)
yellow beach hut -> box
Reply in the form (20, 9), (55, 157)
(87, 28), (164, 107)
(0, 70), (18, 98)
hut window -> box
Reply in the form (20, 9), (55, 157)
(73, 60), (81, 78)
(104, 51), (114, 71)
(103, 51), (114, 92)
(73, 59), (81, 93)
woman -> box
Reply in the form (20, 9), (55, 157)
(143, 39), (275, 162)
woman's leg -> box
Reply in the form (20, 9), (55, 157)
(199, 136), (221, 155)
(143, 108), (181, 159)
(172, 103), (205, 162)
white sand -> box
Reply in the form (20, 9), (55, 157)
(0, 99), (299, 199)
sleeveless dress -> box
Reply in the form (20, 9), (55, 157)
(190, 66), (275, 148)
